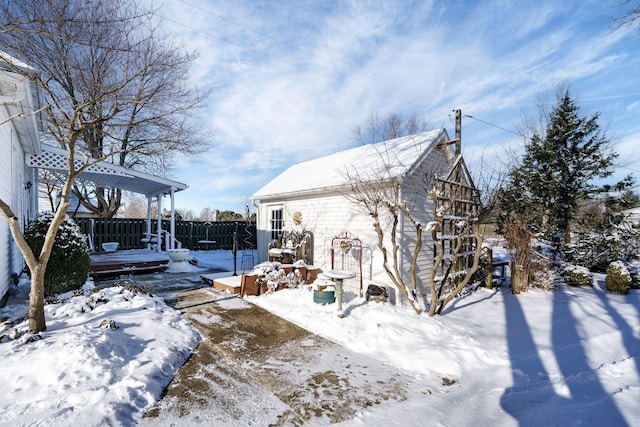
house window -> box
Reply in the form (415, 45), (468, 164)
(270, 208), (283, 240)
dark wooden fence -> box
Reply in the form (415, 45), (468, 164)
(74, 218), (256, 251)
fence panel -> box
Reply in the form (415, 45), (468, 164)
(72, 217), (255, 251)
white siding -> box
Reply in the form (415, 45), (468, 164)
(0, 69), (37, 305)
(252, 130), (461, 308)
(398, 144), (455, 305)
(257, 190), (419, 301)
(0, 122), (13, 303)
(0, 117), (28, 304)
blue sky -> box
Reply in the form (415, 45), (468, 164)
(150, 0), (640, 215)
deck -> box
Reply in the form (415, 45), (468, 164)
(90, 249), (170, 280)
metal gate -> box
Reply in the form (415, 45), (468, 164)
(330, 231), (364, 297)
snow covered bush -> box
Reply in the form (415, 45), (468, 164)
(24, 212), (91, 296)
(529, 257), (557, 291)
(605, 261), (631, 295)
(561, 264), (592, 287)
(626, 263), (640, 289)
(567, 229), (638, 272)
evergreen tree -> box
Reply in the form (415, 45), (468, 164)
(498, 88), (634, 249)
(606, 189), (640, 212)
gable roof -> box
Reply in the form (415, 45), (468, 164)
(252, 128), (453, 200)
(444, 155), (476, 189)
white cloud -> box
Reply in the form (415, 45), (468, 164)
(144, 0), (640, 213)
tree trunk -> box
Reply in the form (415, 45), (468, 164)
(436, 233), (483, 314)
(0, 198), (47, 332)
(511, 261), (529, 294)
(28, 265), (47, 332)
(428, 236), (445, 317)
(371, 212), (422, 314)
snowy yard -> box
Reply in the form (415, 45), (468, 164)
(1, 250), (639, 426)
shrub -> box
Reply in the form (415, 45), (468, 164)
(504, 216), (532, 294)
(561, 264), (592, 287)
(530, 268), (557, 291)
(24, 212), (91, 296)
(605, 261), (631, 295)
(567, 230), (638, 272)
(627, 263), (640, 289)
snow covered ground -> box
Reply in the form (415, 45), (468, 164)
(1, 249), (639, 426)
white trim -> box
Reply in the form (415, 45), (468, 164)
(27, 144), (188, 197)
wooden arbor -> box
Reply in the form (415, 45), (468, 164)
(432, 156), (481, 289)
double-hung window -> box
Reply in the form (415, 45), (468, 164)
(270, 207), (283, 240)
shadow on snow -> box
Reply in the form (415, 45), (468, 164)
(500, 285), (630, 426)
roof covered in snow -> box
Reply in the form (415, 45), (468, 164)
(252, 128), (452, 200)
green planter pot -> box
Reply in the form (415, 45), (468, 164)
(313, 289), (335, 305)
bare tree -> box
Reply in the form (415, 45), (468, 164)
(176, 208), (195, 221)
(614, 0), (640, 30)
(0, 0), (208, 218)
(121, 194), (148, 218)
(199, 207), (215, 222)
(342, 167), (424, 314)
(343, 154), (485, 315)
(472, 155), (509, 226)
(354, 111), (429, 145)
(0, 0), (206, 332)
(37, 170), (65, 212)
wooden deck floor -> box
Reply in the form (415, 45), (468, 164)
(90, 249), (170, 280)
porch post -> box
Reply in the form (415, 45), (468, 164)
(29, 166), (38, 220)
(146, 197), (152, 250)
(170, 188), (176, 250)
(156, 193), (162, 252)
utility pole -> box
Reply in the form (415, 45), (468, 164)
(454, 109), (462, 156)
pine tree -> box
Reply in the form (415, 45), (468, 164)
(498, 88), (634, 250)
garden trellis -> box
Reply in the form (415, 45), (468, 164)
(432, 157), (482, 288)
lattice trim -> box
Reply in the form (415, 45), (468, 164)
(27, 150), (133, 177)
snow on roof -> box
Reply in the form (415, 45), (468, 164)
(252, 128), (450, 200)
(0, 50), (34, 73)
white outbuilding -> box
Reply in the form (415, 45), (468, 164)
(251, 128), (479, 306)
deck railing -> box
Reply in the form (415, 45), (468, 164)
(74, 218), (256, 251)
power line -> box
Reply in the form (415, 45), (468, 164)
(463, 114), (521, 136)
(613, 163), (640, 175)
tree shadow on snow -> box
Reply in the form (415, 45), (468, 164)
(500, 286), (628, 426)
(439, 286), (501, 314)
(591, 278), (640, 378)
